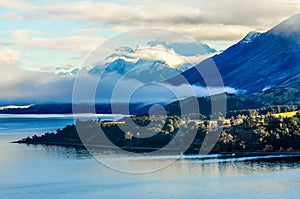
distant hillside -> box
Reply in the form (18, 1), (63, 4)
(0, 103), (147, 115)
(134, 86), (300, 116)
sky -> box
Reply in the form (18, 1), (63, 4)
(0, 0), (300, 104)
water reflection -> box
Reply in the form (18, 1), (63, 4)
(1, 139), (300, 199)
(36, 144), (92, 160)
(21, 142), (300, 176)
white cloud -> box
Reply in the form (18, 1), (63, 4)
(1, 0), (299, 73)
(103, 44), (215, 69)
(1, 0), (299, 29)
(73, 70), (238, 104)
(174, 24), (254, 41)
(0, 62), (75, 103)
(0, 46), (22, 64)
(0, 60), (236, 104)
(0, 0), (299, 43)
(5, 29), (104, 54)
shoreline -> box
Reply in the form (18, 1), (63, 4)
(12, 141), (300, 160)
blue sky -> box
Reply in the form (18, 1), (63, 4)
(0, 0), (300, 103)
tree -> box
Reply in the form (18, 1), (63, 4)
(124, 131), (133, 140)
(165, 124), (175, 133)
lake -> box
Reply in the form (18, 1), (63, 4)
(0, 115), (299, 198)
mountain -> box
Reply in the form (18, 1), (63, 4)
(168, 14), (300, 93)
(0, 103), (147, 115)
(88, 40), (217, 83)
(89, 58), (190, 83)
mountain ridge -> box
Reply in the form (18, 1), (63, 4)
(167, 14), (300, 93)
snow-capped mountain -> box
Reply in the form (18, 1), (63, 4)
(89, 58), (192, 83)
(88, 40), (217, 83)
(168, 14), (300, 93)
(240, 31), (261, 44)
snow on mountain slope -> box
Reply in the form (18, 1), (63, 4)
(240, 31), (261, 44)
(88, 40), (217, 83)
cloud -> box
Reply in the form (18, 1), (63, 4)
(73, 70), (239, 104)
(1, 29), (105, 72)
(174, 24), (254, 41)
(1, 0), (299, 74)
(0, 51), (74, 103)
(5, 29), (104, 54)
(2, 28), (218, 74)
(86, 28), (220, 70)
(0, 60), (238, 105)
(103, 45), (214, 69)
(0, 64), (74, 103)
(1, 0), (299, 32)
(0, 46), (22, 64)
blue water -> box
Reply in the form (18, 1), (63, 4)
(0, 114), (124, 135)
(0, 115), (299, 198)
